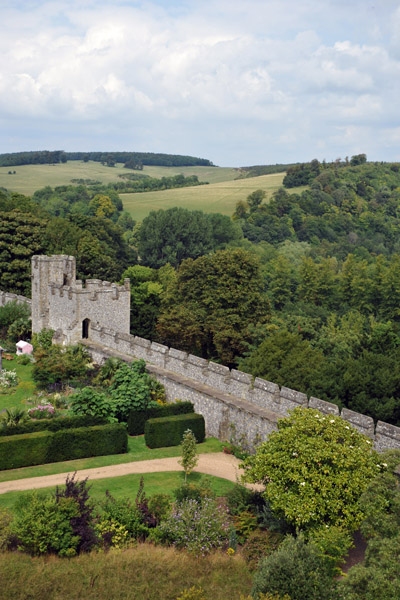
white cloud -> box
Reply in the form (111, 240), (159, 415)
(1, 0), (400, 164)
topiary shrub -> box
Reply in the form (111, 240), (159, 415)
(0, 414), (108, 437)
(127, 400), (194, 436)
(144, 413), (205, 448)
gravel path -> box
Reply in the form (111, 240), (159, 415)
(0, 452), (263, 495)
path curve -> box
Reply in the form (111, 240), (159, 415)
(0, 453), (263, 495)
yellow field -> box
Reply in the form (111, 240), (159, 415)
(0, 161), (237, 196)
(121, 172), (305, 220)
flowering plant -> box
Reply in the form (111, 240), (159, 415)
(28, 404), (56, 419)
(159, 497), (230, 556)
(0, 369), (18, 391)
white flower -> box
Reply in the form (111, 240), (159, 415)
(345, 426), (350, 429)
(292, 452), (298, 456)
(330, 419), (335, 423)
(300, 482), (306, 486)
(366, 440), (371, 444)
(382, 463), (388, 467)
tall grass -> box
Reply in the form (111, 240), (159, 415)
(0, 543), (253, 599)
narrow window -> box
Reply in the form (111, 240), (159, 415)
(82, 318), (90, 339)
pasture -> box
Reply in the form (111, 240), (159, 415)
(121, 173), (306, 221)
(0, 161), (237, 196)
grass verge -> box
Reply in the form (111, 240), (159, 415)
(0, 470), (236, 510)
(0, 543), (252, 600)
(0, 435), (223, 483)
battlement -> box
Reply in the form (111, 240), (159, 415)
(30, 255), (130, 343)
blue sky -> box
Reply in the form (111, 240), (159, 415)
(1, 0), (400, 166)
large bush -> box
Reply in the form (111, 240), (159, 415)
(252, 535), (337, 600)
(32, 344), (91, 388)
(243, 408), (380, 532)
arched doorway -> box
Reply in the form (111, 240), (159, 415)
(82, 318), (90, 339)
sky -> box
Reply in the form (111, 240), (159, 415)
(1, 0), (400, 167)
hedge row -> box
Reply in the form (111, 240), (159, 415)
(0, 414), (108, 437)
(0, 424), (127, 470)
(127, 401), (194, 436)
(144, 413), (205, 449)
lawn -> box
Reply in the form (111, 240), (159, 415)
(0, 358), (36, 412)
(0, 435), (223, 483)
(0, 161), (238, 196)
(0, 470), (235, 510)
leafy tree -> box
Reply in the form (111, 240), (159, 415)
(179, 429), (199, 482)
(138, 207), (214, 268)
(157, 248), (268, 364)
(252, 534), (337, 600)
(242, 408), (380, 532)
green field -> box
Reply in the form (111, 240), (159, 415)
(121, 173), (306, 221)
(0, 161), (238, 196)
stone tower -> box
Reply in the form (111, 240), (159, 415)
(31, 255), (130, 344)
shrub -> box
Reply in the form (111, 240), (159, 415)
(308, 525), (353, 576)
(69, 387), (116, 423)
(0, 431), (50, 470)
(55, 473), (97, 554)
(0, 413), (107, 437)
(0, 508), (13, 550)
(252, 534), (337, 600)
(173, 479), (215, 505)
(48, 424), (127, 463)
(226, 484), (265, 517)
(242, 529), (283, 571)
(100, 492), (150, 540)
(233, 510), (259, 544)
(109, 360), (161, 419)
(0, 369), (18, 390)
(0, 300), (30, 339)
(31, 327), (54, 350)
(147, 493), (172, 524)
(12, 492), (80, 557)
(0, 407), (29, 428)
(32, 343), (91, 389)
(243, 408), (380, 532)
(159, 497), (230, 556)
(127, 400), (194, 436)
(0, 424), (127, 470)
(16, 354), (32, 365)
(95, 519), (129, 550)
(145, 413), (205, 448)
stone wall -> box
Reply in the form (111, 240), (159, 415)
(1, 288), (400, 452)
(0, 291), (32, 311)
(86, 323), (400, 452)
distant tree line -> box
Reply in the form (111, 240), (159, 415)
(65, 151), (214, 167)
(0, 150), (214, 168)
(0, 151), (67, 167)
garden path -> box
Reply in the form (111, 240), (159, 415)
(0, 452), (263, 495)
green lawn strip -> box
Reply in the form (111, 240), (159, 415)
(0, 436), (223, 483)
(0, 471), (235, 510)
(0, 359), (36, 412)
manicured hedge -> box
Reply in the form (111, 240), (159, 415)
(127, 401), (194, 436)
(0, 424), (127, 470)
(0, 414), (108, 437)
(144, 413), (205, 448)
